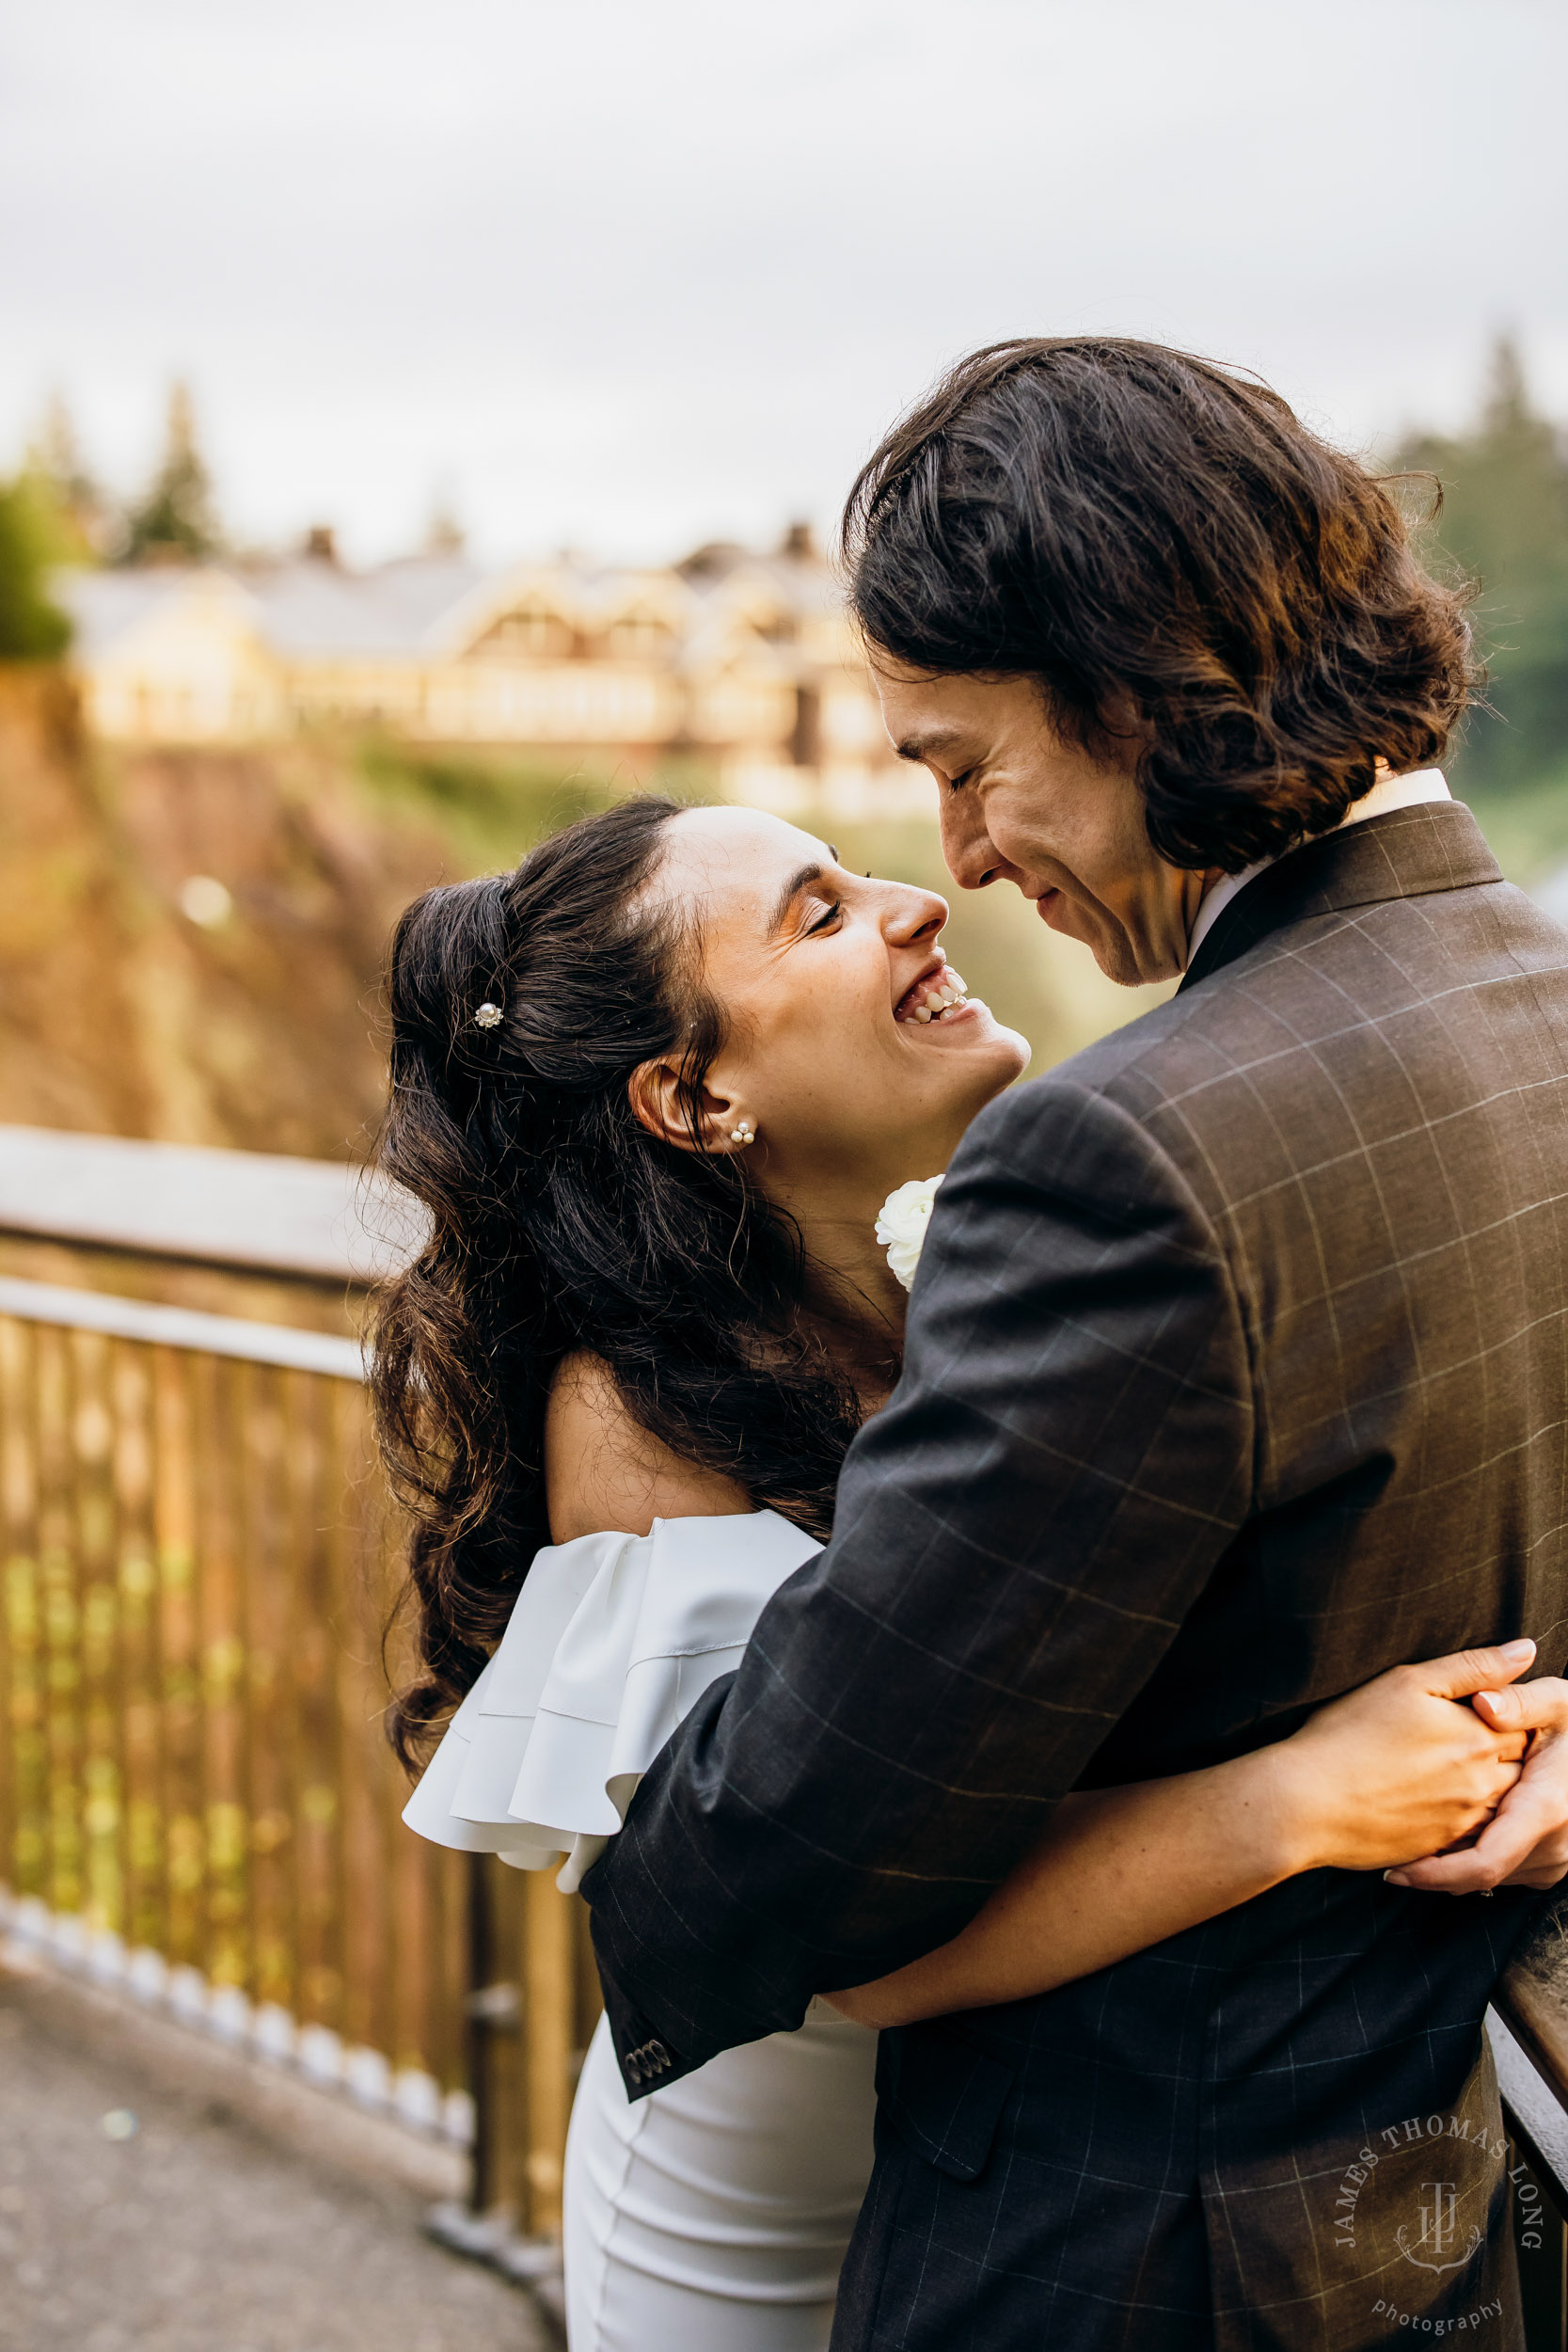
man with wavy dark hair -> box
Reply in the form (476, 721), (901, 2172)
(585, 340), (1568, 2348)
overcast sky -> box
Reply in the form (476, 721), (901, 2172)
(2, 0), (1563, 565)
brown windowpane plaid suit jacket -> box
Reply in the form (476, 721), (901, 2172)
(585, 803), (1568, 2350)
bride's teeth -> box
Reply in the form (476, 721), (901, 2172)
(896, 968), (972, 1025)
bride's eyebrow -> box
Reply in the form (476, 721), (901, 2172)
(767, 861), (829, 934)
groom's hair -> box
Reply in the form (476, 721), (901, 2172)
(844, 339), (1477, 875)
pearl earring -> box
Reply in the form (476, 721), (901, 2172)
(729, 1120), (756, 1146)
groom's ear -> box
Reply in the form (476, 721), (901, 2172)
(627, 1057), (741, 1157)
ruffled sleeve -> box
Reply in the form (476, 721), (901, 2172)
(401, 1510), (821, 1891)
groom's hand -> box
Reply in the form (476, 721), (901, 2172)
(1386, 1675), (1568, 1894)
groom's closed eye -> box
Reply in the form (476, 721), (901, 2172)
(894, 726), (976, 775)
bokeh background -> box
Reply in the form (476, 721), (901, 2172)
(2, 0), (1567, 1159)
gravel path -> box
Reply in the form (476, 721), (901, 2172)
(0, 1962), (546, 2352)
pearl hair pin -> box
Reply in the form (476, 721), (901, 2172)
(472, 1002), (503, 1030)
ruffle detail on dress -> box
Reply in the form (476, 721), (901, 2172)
(402, 1511), (820, 1891)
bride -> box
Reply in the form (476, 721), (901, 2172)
(372, 794), (1559, 2352)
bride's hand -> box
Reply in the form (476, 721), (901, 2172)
(821, 1643), (1544, 2032)
(1268, 1640), (1537, 1874)
(1384, 1671), (1568, 1894)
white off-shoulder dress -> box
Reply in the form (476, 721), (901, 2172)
(403, 1511), (879, 2352)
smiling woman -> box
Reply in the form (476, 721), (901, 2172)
(620, 803), (1030, 1361)
(371, 793), (1029, 1770)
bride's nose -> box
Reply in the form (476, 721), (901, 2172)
(885, 886), (948, 946)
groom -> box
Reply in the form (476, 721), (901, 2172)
(582, 340), (1568, 2347)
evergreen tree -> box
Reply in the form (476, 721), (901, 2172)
(1395, 339), (1568, 791)
(26, 392), (108, 562)
(120, 381), (221, 565)
(0, 473), (71, 660)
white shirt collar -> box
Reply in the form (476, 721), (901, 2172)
(1184, 769), (1452, 968)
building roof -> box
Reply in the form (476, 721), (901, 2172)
(249, 551), (488, 657)
(55, 537), (848, 671)
(58, 565), (260, 660)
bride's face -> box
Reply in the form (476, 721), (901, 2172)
(636, 804), (1029, 1193)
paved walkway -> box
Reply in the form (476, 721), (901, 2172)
(0, 1957), (546, 2352)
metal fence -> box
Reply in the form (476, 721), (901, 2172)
(0, 1271), (599, 2252)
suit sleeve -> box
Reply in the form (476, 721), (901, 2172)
(583, 1076), (1257, 2093)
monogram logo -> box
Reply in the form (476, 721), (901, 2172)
(1323, 2101), (1543, 2336)
(1395, 2179), (1483, 2276)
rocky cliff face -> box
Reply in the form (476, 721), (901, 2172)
(0, 672), (448, 1159)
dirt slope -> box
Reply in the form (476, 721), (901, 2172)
(0, 673), (450, 1159)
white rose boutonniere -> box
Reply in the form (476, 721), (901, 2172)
(875, 1175), (945, 1293)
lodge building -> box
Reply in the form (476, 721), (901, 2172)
(55, 530), (920, 820)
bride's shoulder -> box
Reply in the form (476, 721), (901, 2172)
(545, 1349), (752, 1543)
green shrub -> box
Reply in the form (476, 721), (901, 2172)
(0, 477), (71, 660)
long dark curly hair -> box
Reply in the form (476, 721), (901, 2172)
(845, 337), (1479, 874)
(372, 795), (862, 1770)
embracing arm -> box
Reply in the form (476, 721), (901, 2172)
(828, 1644), (1546, 2027)
(553, 1330), (1556, 2037)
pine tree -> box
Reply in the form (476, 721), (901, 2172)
(24, 391), (108, 563)
(120, 381), (221, 565)
(1394, 339), (1568, 792)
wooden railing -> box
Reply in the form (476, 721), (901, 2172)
(0, 1269), (599, 2268)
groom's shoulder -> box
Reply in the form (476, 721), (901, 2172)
(968, 868), (1568, 1195)
(953, 982), (1234, 1226)
(961, 986), (1231, 1203)
(969, 956), (1262, 1161)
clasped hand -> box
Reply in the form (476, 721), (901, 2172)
(1291, 1639), (1568, 1895)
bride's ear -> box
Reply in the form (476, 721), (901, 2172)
(628, 1057), (752, 1157)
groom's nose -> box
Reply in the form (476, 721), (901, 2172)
(940, 790), (1006, 892)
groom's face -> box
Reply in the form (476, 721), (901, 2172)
(871, 659), (1211, 987)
